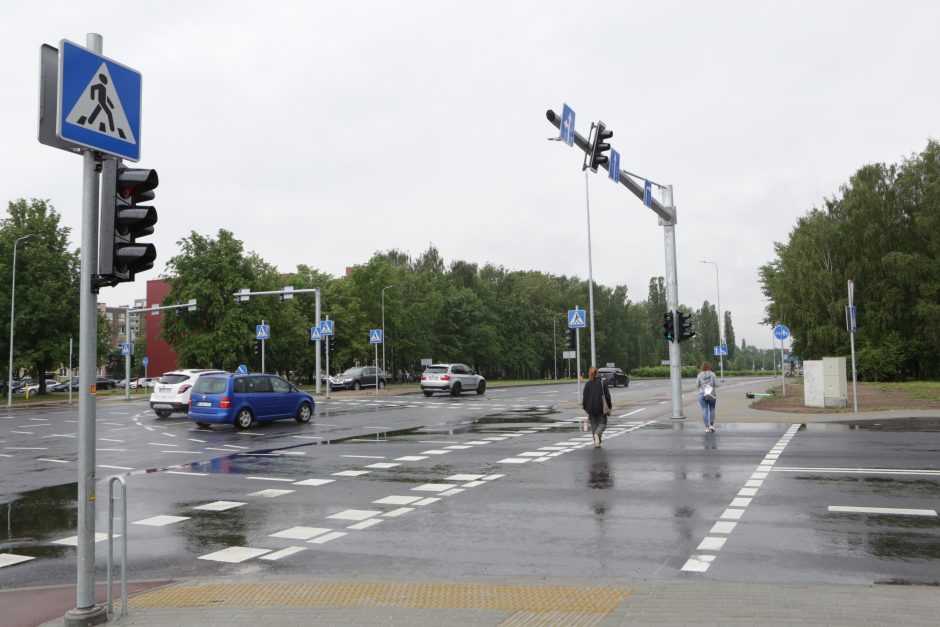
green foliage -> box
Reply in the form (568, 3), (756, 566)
(158, 234), (747, 381)
(760, 139), (940, 380)
(0, 199), (80, 392)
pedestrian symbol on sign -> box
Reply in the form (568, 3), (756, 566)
(65, 63), (135, 143)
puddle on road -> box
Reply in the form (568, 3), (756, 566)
(830, 418), (940, 432)
(0, 483), (79, 558)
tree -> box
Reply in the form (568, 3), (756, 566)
(0, 199), (80, 393)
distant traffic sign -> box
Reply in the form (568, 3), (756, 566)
(236, 364), (248, 374)
(120, 342), (130, 355)
(773, 325), (790, 340)
(563, 350), (576, 359)
(319, 319), (334, 335)
(57, 40), (142, 160)
(560, 103), (575, 146)
(142, 356), (149, 367)
(310, 327), (322, 341)
(256, 324), (270, 340)
(713, 345), (728, 356)
(644, 180), (652, 207)
(609, 149), (620, 182)
(369, 329), (383, 344)
(567, 309), (586, 328)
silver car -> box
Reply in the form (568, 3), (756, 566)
(420, 363), (485, 397)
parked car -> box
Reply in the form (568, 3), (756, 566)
(22, 379), (59, 394)
(420, 363), (486, 396)
(329, 366), (390, 391)
(150, 369), (226, 418)
(187, 373), (314, 429)
(130, 377), (157, 389)
(597, 367), (629, 387)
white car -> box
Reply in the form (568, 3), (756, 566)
(420, 363), (485, 397)
(150, 369), (226, 417)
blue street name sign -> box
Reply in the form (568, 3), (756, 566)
(369, 329), (383, 344)
(567, 309), (586, 328)
(256, 324), (270, 340)
(319, 319), (334, 335)
(57, 40), (142, 161)
(560, 103), (575, 146)
(644, 180), (652, 208)
(713, 345), (728, 356)
(236, 364), (248, 374)
(609, 149), (620, 182)
(773, 325), (790, 340)
(142, 356), (149, 367)
(310, 327), (322, 341)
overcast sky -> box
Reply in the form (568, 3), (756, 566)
(3, 1), (937, 349)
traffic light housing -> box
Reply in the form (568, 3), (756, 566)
(663, 311), (675, 342)
(589, 121), (613, 172)
(678, 311), (696, 342)
(328, 334), (336, 353)
(96, 158), (158, 289)
(564, 329), (574, 349)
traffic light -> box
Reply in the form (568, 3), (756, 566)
(678, 311), (696, 342)
(328, 335), (336, 354)
(589, 121), (613, 172)
(96, 158), (158, 288)
(564, 329), (574, 349)
(663, 311), (675, 341)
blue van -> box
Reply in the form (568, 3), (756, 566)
(188, 373), (314, 429)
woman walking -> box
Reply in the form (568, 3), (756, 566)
(697, 361), (719, 432)
(582, 366), (612, 448)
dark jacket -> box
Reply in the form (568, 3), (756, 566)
(582, 378), (612, 416)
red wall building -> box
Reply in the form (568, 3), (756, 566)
(144, 279), (180, 376)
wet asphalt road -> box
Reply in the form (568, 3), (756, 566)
(1, 378), (938, 590)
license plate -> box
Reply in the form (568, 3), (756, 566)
(197, 402), (211, 407)
(427, 375), (437, 380)
(159, 386), (170, 393)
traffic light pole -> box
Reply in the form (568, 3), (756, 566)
(661, 185), (685, 420)
(124, 301), (197, 400)
(66, 31), (108, 627)
(546, 110), (685, 420)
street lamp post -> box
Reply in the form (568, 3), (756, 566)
(8, 234), (35, 409)
(381, 285), (396, 374)
(700, 260), (724, 380)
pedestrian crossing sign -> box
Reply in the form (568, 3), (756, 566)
(568, 309), (586, 328)
(57, 40), (142, 161)
(256, 324), (270, 340)
(319, 319), (334, 336)
(310, 327), (322, 341)
(369, 329), (383, 344)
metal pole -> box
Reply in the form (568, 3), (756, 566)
(374, 342), (379, 395)
(575, 322), (582, 405)
(584, 173), (597, 369)
(124, 310), (131, 400)
(700, 261), (724, 380)
(68, 338), (73, 405)
(66, 29), (106, 627)
(8, 235), (33, 409)
(315, 289), (321, 395)
(325, 316), (331, 400)
(661, 185), (685, 420)
(780, 340), (786, 396)
(261, 319), (265, 374)
(552, 315), (557, 380)
(848, 280), (858, 412)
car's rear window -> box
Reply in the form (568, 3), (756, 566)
(160, 374), (189, 384)
(425, 366), (448, 374)
(193, 377), (227, 394)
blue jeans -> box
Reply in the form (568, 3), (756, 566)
(699, 393), (716, 426)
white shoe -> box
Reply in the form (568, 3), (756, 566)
(593, 434), (600, 447)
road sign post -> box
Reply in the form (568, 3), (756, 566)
(257, 322), (270, 373)
(847, 280), (858, 412)
(774, 325), (790, 396)
(319, 318), (333, 398)
(568, 308), (585, 404)
(370, 329), (382, 395)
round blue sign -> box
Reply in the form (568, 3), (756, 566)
(142, 356), (149, 366)
(773, 325), (790, 340)
(236, 364), (248, 374)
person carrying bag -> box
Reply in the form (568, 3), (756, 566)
(582, 367), (613, 448)
(697, 361), (719, 432)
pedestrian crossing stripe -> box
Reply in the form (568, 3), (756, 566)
(65, 62), (137, 144)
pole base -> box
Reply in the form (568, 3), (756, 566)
(64, 604), (108, 626)
(669, 414), (686, 420)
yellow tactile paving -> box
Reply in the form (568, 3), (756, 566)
(128, 581), (632, 614)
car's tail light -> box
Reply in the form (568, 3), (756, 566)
(420, 375), (427, 381)
(441, 375), (451, 381)
(219, 397), (231, 408)
(179, 384), (191, 394)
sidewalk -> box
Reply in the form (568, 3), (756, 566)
(36, 574), (940, 626)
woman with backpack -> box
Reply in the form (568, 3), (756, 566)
(582, 367), (613, 448)
(697, 361), (719, 432)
